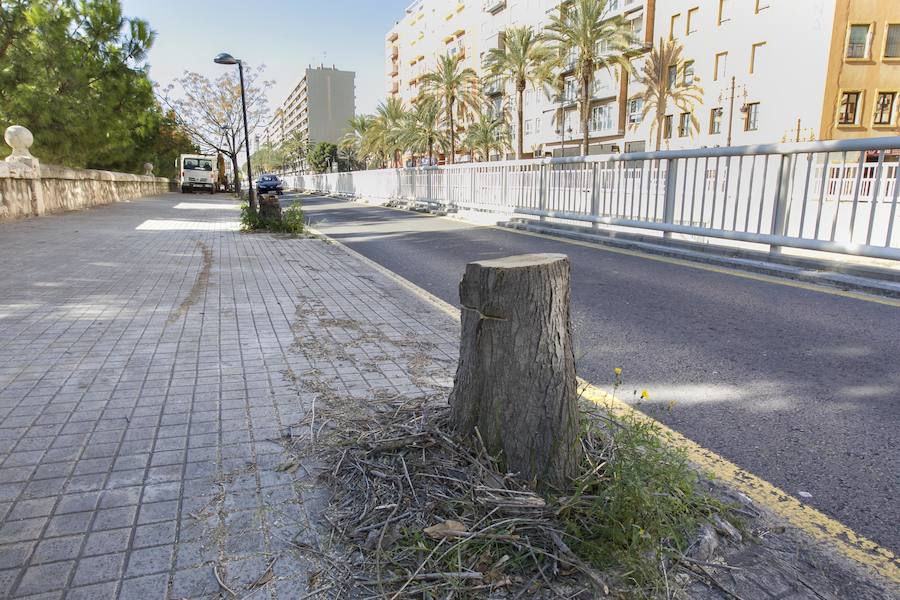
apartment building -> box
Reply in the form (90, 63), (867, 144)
(386, 1), (481, 107)
(653, 0), (837, 150)
(263, 66), (356, 149)
(820, 0), (900, 140)
(386, 0), (654, 159)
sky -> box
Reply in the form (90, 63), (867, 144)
(121, 0), (410, 117)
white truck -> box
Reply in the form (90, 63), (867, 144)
(176, 154), (217, 193)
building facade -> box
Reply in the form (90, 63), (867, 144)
(653, 0), (837, 150)
(820, 0), (900, 140)
(264, 66), (356, 149)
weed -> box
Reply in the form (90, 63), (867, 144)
(240, 200), (305, 235)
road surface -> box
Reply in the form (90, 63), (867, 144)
(292, 193), (900, 552)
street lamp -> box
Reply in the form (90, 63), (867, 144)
(214, 52), (255, 211)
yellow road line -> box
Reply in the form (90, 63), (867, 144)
(310, 222), (899, 583)
(312, 194), (900, 308)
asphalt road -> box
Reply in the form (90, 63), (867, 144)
(291, 193), (900, 552)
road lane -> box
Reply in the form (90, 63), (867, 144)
(293, 193), (900, 552)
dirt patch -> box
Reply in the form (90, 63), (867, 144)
(167, 240), (213, 325)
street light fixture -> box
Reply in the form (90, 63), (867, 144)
(214, 52), (255, 211)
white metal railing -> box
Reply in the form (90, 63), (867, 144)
(290, 137), (900, 261)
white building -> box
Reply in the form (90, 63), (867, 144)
(652, 0), (837, 150)
(387, 0), (655, 160)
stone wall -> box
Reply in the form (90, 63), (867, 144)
(0, 160), (173, 222)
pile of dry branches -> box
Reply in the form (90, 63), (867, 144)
(298, 395), (611, 599)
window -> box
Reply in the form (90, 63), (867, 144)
(755, 0), (769, 12)
(628, 98), (643, 124)
(678, 112), (691, 137)
(709, 107), (723, 134)
(744, 102), (759, 131)
(663, 114), (673, 139)
(535, 117), (541, 134)
(683, 60), (695, 86)
(670, 13), (681, 39)
(874, 92), (896, 125)
(838, 91), (861, 124)
(886, 24), (900, 58)
(590, 103), (614, 132)
(717, 0), (729, 25)
(667, 64), (678, 89)
(846, 24), (871, 59)
(686, 7), (699, 35)
(750, 42), (765, 74)
(564, 78), (578, 102)
(525, 119), (533, 135)
(714, 52), (728, 81)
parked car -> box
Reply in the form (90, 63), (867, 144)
(256, 174), (283, 195)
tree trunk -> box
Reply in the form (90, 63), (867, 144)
(516, 82), (525, 160)
(448, 98), (456, 165)
(449, 253), (582, 491)
(230, 154), (241, 195)
(581, 72), (591, 157)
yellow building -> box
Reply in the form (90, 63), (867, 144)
(820, 0), (900, 140)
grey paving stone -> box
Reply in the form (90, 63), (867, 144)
(15, 561), (75, 595)
(92, 506), (137, 531)
(117, 573), (167, 600)
(82, 528), (132, 556)
(44, 512), (92, 537)
(31, 534), (83, 563)
(70, 552), (126, 586)
(132, 522), (176, 549)
(65, 581), (119, 600)
(124, 545), (173, 577)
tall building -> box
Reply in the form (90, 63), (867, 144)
(820, 0), (900, 140)
(386, 0), (482, 108)
(263, 66), (356, 149)
(386, 0), (655, 160)
(653, 0), (837, 150)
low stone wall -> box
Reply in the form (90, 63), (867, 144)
(0, 161), (173, 222)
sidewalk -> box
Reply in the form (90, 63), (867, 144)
(0, 195), (894, 599)
(0, 195), (458, 599)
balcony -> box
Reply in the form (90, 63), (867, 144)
(484, 80), (503, 96)
(483, 0), (506, 13)
(391, 46), (399, 58)
(387, 31), (399, 42)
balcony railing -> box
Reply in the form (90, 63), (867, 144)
(484, 0), (506, 12)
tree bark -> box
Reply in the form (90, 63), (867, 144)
(516, 82), (525, 160)
(581, 71), (591, 157)
(449, 254), (581, 491)
(448, 98), (456, 165)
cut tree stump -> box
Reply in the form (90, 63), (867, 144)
(449, 253), (581, 490)
(259, 193), (282, 222)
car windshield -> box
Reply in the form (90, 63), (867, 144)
(184, 158), (212, 171)
(261, 175), (278, 182)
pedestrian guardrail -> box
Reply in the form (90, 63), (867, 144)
(288, 137), (900, 261)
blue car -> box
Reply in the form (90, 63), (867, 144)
(256, 174), (284, 195)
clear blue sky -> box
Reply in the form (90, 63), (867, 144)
(122, 0), (410, 116)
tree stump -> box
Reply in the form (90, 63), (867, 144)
(449, 253), (581, 490)
(259, 193), (282, 222)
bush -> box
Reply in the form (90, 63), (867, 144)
(308, 141), (337, 173)
(240, 200), (305, 235)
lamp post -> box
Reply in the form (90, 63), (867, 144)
(214, 52), (255, 211)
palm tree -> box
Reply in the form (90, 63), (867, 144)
(638, 38), (704, 150)
(483, 26), (555, 159)
(367, 97), (407, 167)
(340, 114), (374, 168)
(545, 0), (636, 156)
(464, 109), (511, 162)
(421, 54), (479, 164)
(399, 97), (447, 166)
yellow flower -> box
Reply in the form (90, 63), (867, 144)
(614, 367), (622, 376)
(640, 389), (650, 400)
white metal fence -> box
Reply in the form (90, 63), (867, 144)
(288, 137), (900, 261)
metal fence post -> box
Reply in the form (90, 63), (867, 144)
(590, 162), (600, 230)
(427, 168), (432, 204)
(770, 154), (793, 254)
(539, 163), (547, 222)
(470, 166), (476, 208)
(446, 167), (452, 210)
(663, 158), (679, 239)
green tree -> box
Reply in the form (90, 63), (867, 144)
(369, 97), (407, 168)
(483, 26), (555, 159)
(639, 38), (704, 150)
(339, 115), (374, 168)
(280, 129), (310, 173)
(421, 54), (479, 164)
(0, 0), (180, 172)
(164, 65), (272, 197)
(308, 141), (337, 174)
(463, 109), (510, 162)
(398, 98), (447, 166)
(545, 0), (635, 155)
